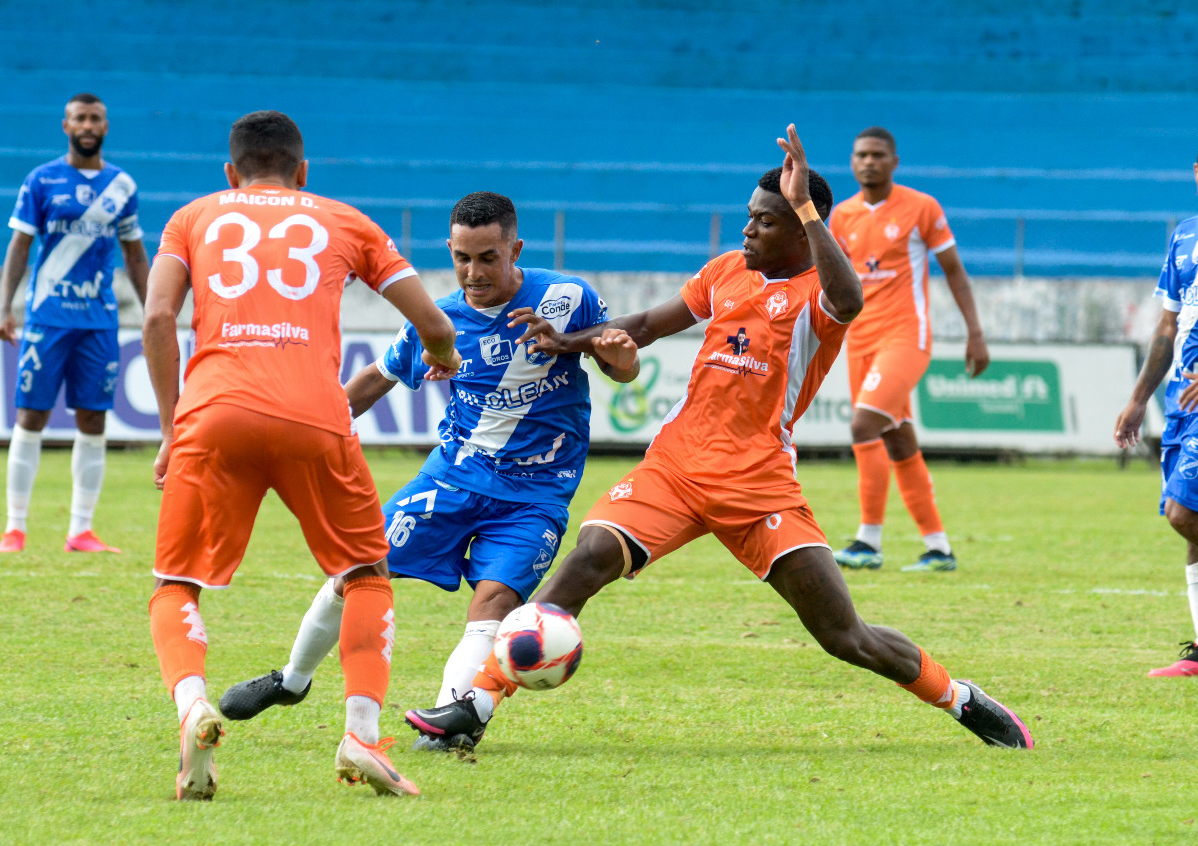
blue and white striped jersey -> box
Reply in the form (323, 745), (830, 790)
(8, 157), (142, 329)
(377, 267), (609, 506)
(1155, 215), (1198, 419)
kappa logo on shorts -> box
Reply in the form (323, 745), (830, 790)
(608, 481), (634, 501)
(766, 291), (788, 319)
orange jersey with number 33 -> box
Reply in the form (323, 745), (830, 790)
(156, 185), (415, 435)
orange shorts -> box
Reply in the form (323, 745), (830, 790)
(154, 403), (388, 589)
(847, 345), (931, 427)
(582, 459), (828, 580)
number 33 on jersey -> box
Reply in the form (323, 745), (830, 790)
(156, 185), (418, 436)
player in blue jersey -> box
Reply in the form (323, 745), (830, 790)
(1115, 161), (1198, 676)
(219, 192), (639, 742)
(0, 93), (149, 553)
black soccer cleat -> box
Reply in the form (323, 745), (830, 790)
(955, 680), (1034, 749)
(404, 691), (488, 751)
(218, 670), (311, 721)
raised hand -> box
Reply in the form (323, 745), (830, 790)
(775, 124), (812, 210)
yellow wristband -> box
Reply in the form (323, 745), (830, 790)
(796, 200), (819, 224)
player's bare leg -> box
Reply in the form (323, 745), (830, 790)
(768, 547), (1031, 747)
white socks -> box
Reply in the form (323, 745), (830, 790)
(470, 687), (496, 722)
(282, 579), (345, 694)
(345, 695), (381, 745)
(948, 681), (971, 719)
(855, 524), (883, 550)
(1187, 563), (1198, 643)
(6, 425), (42, 533)
(436, 620), (501, 706)
(69, 432), (106, 537)
(923, 531), (952, 555)
(174, 675), (208, 723)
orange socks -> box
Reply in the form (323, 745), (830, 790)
(339, 576), (394, 705)
(892, 451), (944, 536)
(149, 583), (208, 694)
(473, 651), (519, 706)
(898, 647), (957, 709)
(852, 439), (889, 526)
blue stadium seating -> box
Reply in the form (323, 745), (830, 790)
(2, 0), (1198, 274)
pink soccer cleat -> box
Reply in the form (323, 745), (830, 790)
(0, 529), (26, 552)
(1148, 641), (1198, 677)
(64, 530), (121, 553)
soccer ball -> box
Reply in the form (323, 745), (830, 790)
(494, 602), (584, 691)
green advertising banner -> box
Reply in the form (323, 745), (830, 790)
(917, 359), (1064, 431)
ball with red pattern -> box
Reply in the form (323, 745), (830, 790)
(494, 602), (584, 690)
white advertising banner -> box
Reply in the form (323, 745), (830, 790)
(0, 331), (1147, 455)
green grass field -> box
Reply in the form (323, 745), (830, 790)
(0, 448), (1192, 845)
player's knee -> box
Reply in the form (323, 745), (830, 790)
(560, 528), (629, 588)
(1165, 499), (1198, 541)
(812, 624), (870, 667)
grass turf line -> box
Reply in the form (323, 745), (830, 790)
(0, 448), (1193, 845)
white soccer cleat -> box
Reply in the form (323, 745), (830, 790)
(176, 699), (224, 801)
(335, 733), (419, 796)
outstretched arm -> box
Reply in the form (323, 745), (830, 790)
(344, 363), (398, 418)
(1115, 305), (1176, 448)
(935, 245), (989, 377)
(380, 275), (461, 377)
(775, 125), (862, 322)
(508, 295), (697, 381)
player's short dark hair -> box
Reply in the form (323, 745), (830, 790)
(229, 110), (304, 179)
(757, 167), (834, 221)
(855, 126), (897, 152)
(450, 191), (518, 239)
(66, 92), (103, 108)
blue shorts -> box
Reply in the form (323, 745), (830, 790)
(15, 323), (119, 412)
(1160, 416), (1198, 514)
(381, 472), (569, 601)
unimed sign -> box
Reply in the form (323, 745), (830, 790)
(917, 360), (1065, 431)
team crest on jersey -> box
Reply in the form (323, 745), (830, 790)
(609, 480), (634, 501)
(884, 222), (900, 241)
(523, 340), (553, 366)
(480, 333), (513, 366)
(766, 291), (788, 318)
(101, 196), (117, 214)
(75, 184), (96, 206)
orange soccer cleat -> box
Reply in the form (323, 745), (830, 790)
(0, 529), (26, 552)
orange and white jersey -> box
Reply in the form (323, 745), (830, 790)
(646, 251), (850, 489)
(157, 185), (416, 435)
(828, 184), (954, 355)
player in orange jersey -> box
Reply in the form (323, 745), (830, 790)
(403, 125), (1032, 753)
(828, 127), (989, 573)
(142, 110), (460, 800)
